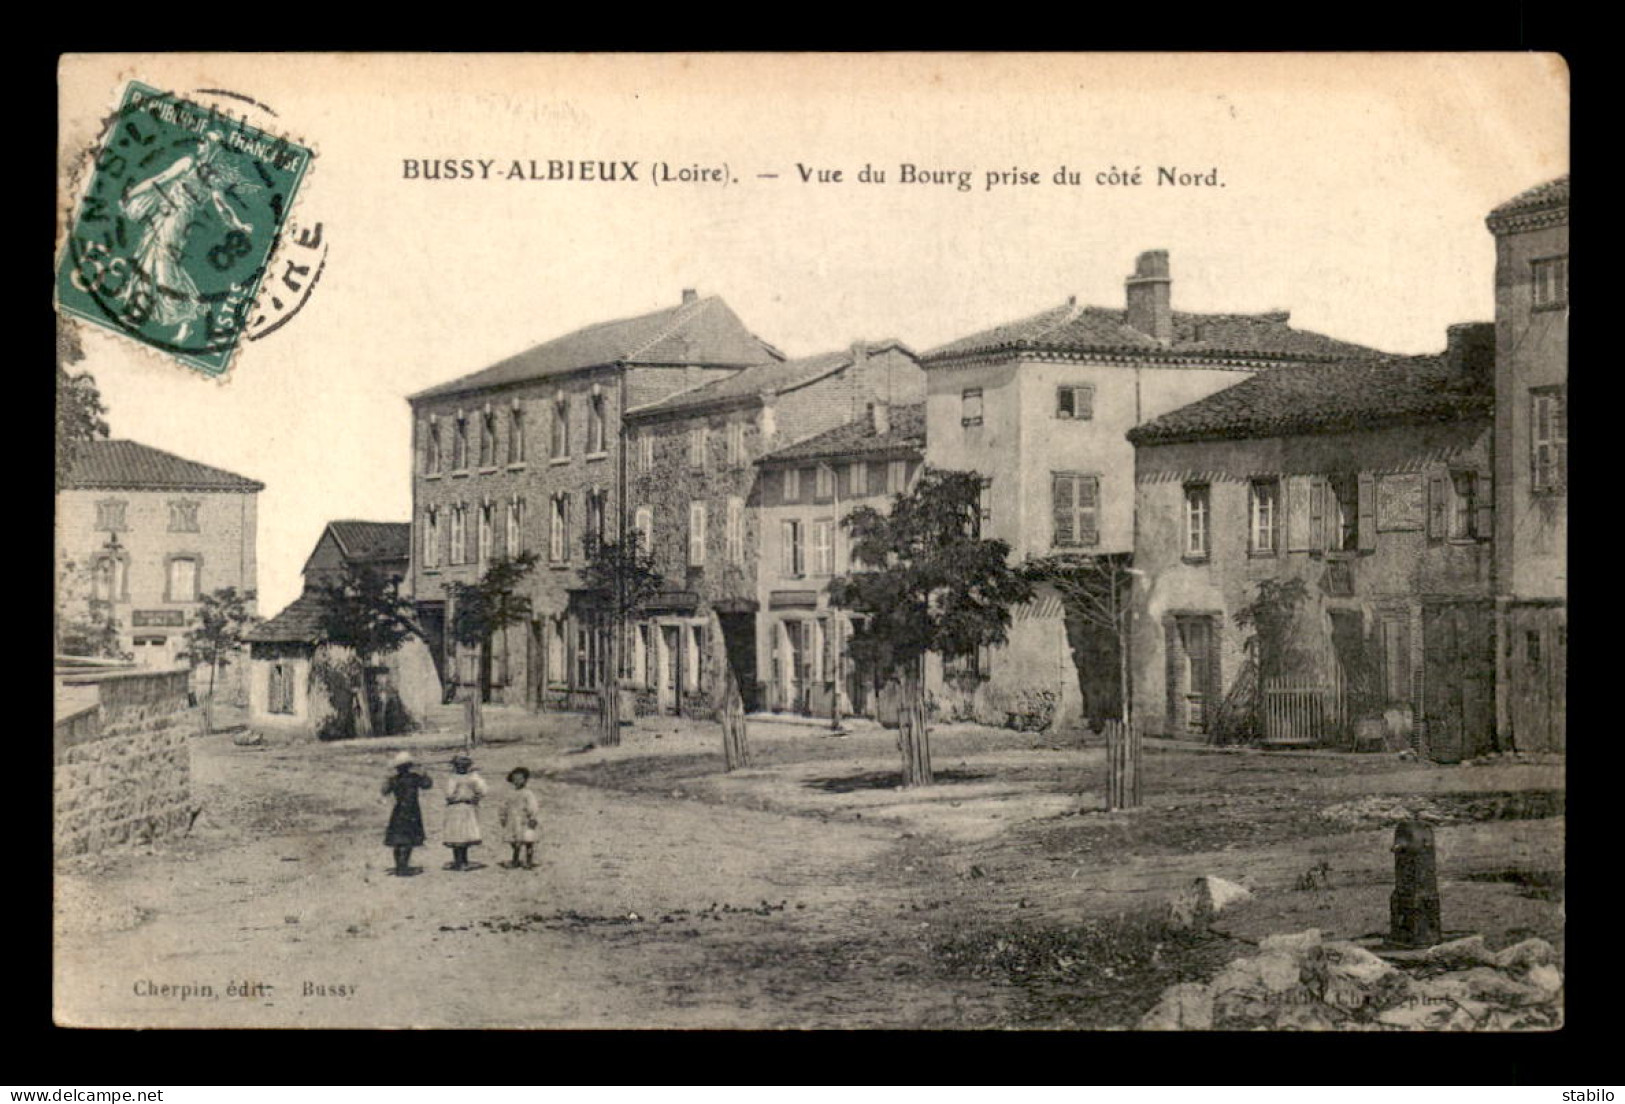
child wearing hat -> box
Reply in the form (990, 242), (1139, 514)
(499, 767), (541, 869)
(442, 753), (488, 871)
(382, 751), (433, 876)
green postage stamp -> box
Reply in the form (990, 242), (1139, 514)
(55, 82), (313, 376)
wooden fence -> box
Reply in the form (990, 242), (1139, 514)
(1261, 667), (1350, 747)
(1103, 718), (1142, 810)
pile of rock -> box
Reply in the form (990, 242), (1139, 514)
(1139, 929), (1562, 1031)
(1318, 795), (1450, 829)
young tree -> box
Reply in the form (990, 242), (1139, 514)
(315, 563), (422, 737)
(575, 531), (664, 748)
(830, 467), (1034, 787)
(447, 552), (539, 746)
(56, 320), (110, 493)
(182, 587), (258, 733)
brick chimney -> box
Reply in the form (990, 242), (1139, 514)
(681, 288), (698, 304)
(1126, 250), (1173, 344)
(1445, 321), (1495, 385)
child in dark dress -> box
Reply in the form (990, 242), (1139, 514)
(383, 751), (433, 876)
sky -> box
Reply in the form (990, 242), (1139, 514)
(57, 53), (1569, 616)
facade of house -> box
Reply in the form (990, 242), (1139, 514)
(1488, 176), (1568, 753)
(1127, 324), (1498, 761)
(622, 341), (924, 715)
(245, 521), (440, 736)
(755, 402), (925, 717)
(56, 440), (262, 693)
(920, 250), (1386, 727)
(406, 291), (781, 711)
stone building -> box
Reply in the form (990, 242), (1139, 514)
(1487, 176), (1568, 753)
(1127, 324), (1497, 760)
(245, 521), (440, 737)
(405, 291), (780, 711)
(755, 401), (925, 717)
(920, 250), (1386, 727)
(622, 341), (923, 714)
(55, 439), (262, 691)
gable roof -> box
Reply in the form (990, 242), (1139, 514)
(1487, 174), (1569, 233)
(626, 341), (915, 419)
(1128, 353), (1493, 446)
(245, 591), (327, 644)
(324, 520), (411, 564)
(61, 440), (264, 492)
(409, 295), (781, 402)
(925, 302), (1384, 365)
(759, 403), (926, 465)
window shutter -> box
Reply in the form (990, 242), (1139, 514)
(1164, 619), (1181, 731)
(1052, 474), (1075, 546)
(1076, 386), (1094, 420)
(1206, 618), (1223, 713)
(1307, 477), (1326, 551)
(1357, 473), (1377, 551)
(1078, 476), (1099, 546)
(1426, 473), (1448, 540)
(1475, 470), (1495, 539)
(781, 521), (795, 575)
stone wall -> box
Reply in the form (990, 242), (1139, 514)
(55, 668), (194, 860)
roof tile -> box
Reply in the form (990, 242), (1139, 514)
(760, 404), (926, 464)
(61, 440), (264, 492)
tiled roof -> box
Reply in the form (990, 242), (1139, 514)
(925, 303), (1383, 364)
(61, 440), (264, 492)
(627, 341), (915, 417)
(1489, 175), (1569, 218)
(1128, 354), (1493, 446)
(326, 521), (411, 564)
(245, 591), (327, 644)
(760, 404), (926, 464)
(409, 295), (780, 401)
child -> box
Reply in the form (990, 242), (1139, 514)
(499, 767), (541, 869)
(442, 753), (487, 871)
(382, 751), (433, 876)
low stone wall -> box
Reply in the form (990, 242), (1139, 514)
(55, 669), (194, 860)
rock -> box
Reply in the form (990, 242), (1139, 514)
(1493, 937), (1557, 972)
(1260, 929), (1323, 954)
(1138, 982), (1213, 1031)
(1168, 875), (1253, 929)
(1421, 934), (1498, 969)
(232, 730), (265, 746)
(1523, 964), (1564, 998)
(1449, 966), (1548, 1006)
(1376, 999), (1454, 1030)
(1307, 941), (1410, 1013)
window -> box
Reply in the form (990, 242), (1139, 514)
(815, 464), (834, 499)
(508, 406), (525, 465)
(782, 519), (805, 576)
(550, 494), (571, 563)
(812, 519), (835, 575)
(1051, 472), (1100, 548)
(961, 387), (984, 427)
(727, 422), (746, 467)
(505, 498), (523, 555)
(588, 392), (607, 455)
(1531, 388), (1568, 493)
(426, 418), (442, 474)
(1531, 256), (1568, 309)
(1249, 478), (1280, 554)
(454, 414), (469, 470)
(637, 432), (654, 473)
(726, 496), (745, 563)
(95, 499), (127, 532)
(424, 507), (441, 569)
(1526, 630), (1543, 664)
(689, 425), (708, 470)
(477, 502), (494, 568)
(548, 617), (568, 684)
(783, 467), (801, 502)
(976, 478), (994, 537)
(689, 501), (707, 566)
(575, 614), (602, 690)
(1056, 384), (1094, 420)
(167, 556), (199, 602)
(634, 506), (654, 553)
(1450, 472), (1478, 540)
(1183, 483), (1209, 559)
(449, 505), (467, 564)
(167, 499), (200, 532)
(585, 491), (606, 552)
(551, 395), (570, 460)
(478, 409), (496, 467)
(849, 460), (867, 496)
(945, 646), (992, 682)
(268, 661), (295, 714)
(1327, 475), (1358, 551)
(888, 460), (910, 494)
